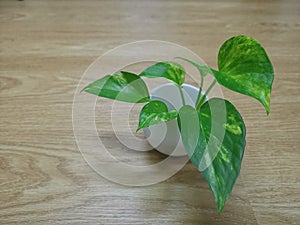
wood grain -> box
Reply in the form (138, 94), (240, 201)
(0, 0), (299, 224)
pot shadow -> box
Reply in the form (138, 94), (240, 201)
(97, 132), (257, 224)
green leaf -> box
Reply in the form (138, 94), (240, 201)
(137, 100), (178, 131)
(140, 62), (185, 86)
(82, 71), (150, 103)
(214, 35), (274, 114)
(176, 57), (211, 77)
(179, 98), (246, 212)
(177, 105), (200, 152)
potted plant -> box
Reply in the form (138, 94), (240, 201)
(82, 35), (274, 212)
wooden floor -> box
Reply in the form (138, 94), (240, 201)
(0, 0), (299, 224)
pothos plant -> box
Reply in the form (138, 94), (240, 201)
(82, 35), (274, 212)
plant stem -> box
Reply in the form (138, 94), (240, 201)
(200, 75), (204, 90)
(195, 76), (204, 108)
(178, 85), (186, 106)
(196, 79), (217, 110)
(195, 87), (202, 108)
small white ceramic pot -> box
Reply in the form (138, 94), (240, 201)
(143, 83), (203, 157)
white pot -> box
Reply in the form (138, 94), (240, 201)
(143, 83), (204, 157)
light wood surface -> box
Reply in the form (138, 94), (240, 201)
(1, 0), (299, 224)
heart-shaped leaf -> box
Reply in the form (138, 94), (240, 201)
(140, 62), (185, 86)
(213, 35), (274, 114)
(137, 100), (178, 131)
(179, 98), (246, 212)
(82, 71), (150, 103)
